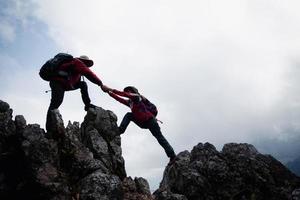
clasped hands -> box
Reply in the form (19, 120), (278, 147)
(101, 85), (113, 93)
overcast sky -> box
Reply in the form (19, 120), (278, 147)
(1, 0), (300, 190)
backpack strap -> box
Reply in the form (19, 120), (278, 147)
(157, 119), (163, 124)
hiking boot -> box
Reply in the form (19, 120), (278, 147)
(84, 104), (97, 111)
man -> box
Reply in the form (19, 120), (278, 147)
(46, 55), (108, 132)
(107, 86), (176, 164)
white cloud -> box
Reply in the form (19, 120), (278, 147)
(0, 53), (48, 126)
(5, 0), (300, 189)
(3, 0), (34, 26)
(0, 20), (16, 43)
(0, 0), (36, 43)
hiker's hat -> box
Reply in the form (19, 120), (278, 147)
(124, 86), (139, 94)
(78, 55), (94, 67)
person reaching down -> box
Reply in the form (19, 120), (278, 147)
(44, 54), (109, 132)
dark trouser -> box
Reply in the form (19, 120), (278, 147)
(46, 81), (91, 131)
(119, 112), (176, 159)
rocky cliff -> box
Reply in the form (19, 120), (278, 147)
(0, 100), (299, 200)
(154, 143), (300, 200)
(0, 100), (152, 200)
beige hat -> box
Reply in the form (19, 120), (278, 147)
(78, 55), (94, 67)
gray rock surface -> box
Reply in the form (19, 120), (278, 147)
(1, 99), (299, 200)
(122, 177), (154, 200)
(154, 142), (300, 200)
(292, 188), (300, 200)
(0, 100), (151, 200)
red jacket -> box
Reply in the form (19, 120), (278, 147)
(109, 90), (154, 124)
(52, 58), (102, 90)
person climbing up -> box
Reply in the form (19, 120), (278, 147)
(41, 54), (109, 132)
(106, 86), (176, 164)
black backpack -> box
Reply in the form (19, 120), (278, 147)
(39, 53), (73, 81)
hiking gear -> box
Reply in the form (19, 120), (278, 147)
(78, 55), (94, 67)
(73, 81), (91, 106)
(119, 112), (134, 134)
(141, 96), (158, 117)
(46, 82), (65, 131)
(118, 113), (175, 159)
(109, 89), (158, 124)
(46, 81), (92, 131)
(124, 86), (139, 94)
(121, 86), (158, 116)
(157, 119), (163, 124)
(109, 90), (154, 123)
(39, 53), (73, 81)
(52, 58), (102, 90)
(147, 118), (176, 158)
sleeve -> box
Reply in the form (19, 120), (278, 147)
(109, 92), (130, 107)
(112, 89), (140, 100)
(73, 59), (103, 86)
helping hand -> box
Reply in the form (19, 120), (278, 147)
(101, 85), (113, 93)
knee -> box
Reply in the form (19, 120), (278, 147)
(125, 112), (133, 119)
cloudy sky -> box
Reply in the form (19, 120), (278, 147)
(1, 0), (300, 190)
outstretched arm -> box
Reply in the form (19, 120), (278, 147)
(74, 59), (103, 86)
(111, 89), (140, 101)
(108, 91), (130, 107)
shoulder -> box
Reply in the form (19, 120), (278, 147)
(132, 95), (142, 103)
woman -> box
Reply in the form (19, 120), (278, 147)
(107, 86), (176, 164)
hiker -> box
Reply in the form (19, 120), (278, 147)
(106, 86), (176, 163)
(44, 54), (109, 132)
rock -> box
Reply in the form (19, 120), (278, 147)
(123, 177), (154, 200)
(15, 115), (26, 134)
(60, 123), (109, 181)
(45, 109), (65, 139)
(81, 107), (119, 140)
(154, 142), (300, 200)
(1, 99), (300, 200)
(222, 142), (258, 157)
(78, 170), (122, 200)
(0, 104), (15, 137)
(135, 177), (151, 195)
(292, 189), (300, 200)
(154, 190), (188, 200)
(0, 101), (127, 199)
(123, 177), (137, 192)
(0, 100), (9, 113)
(81, 107), (126, 179)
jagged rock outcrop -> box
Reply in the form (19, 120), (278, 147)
(0, 100), (152, 200)
(154, 142), (300, 200)
(1, 99), (300, 200)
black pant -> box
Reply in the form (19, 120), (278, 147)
(46, 81), (91, 131)
(119, 112), (176, 159)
